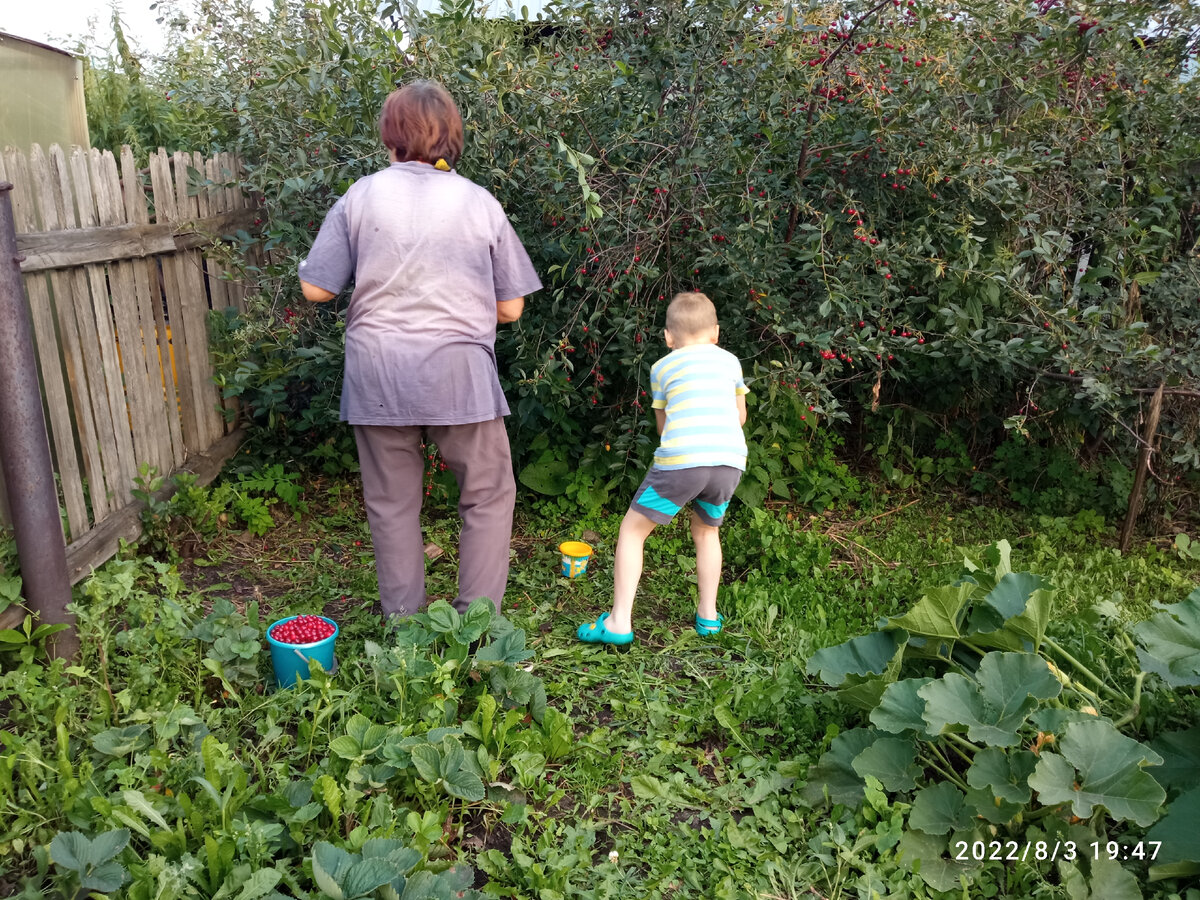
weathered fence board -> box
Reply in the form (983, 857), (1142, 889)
(174, 149), (226, 447)
(45, 145), (113, 523)
(0, 143), (259, 571)
(72, 147), (139, 507)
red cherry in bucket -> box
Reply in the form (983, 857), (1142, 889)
(270, 614), (336, 644)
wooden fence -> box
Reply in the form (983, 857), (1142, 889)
(0, 144), (259, 582)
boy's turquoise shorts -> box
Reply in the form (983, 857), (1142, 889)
(630, 465), (743, 527)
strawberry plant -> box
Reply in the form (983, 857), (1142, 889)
(311, 839), (481, 900)
(187, 596), (263, 696)
(47, 829), (130, 898)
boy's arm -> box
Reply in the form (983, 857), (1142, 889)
(655, 408), (666, 435)
(736, 394), (748, 426)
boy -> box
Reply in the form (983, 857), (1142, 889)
(577, 292), (749, 645)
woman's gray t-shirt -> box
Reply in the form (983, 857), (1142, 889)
(299, 161), (542, 426)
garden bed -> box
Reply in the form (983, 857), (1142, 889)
(1, 475), (1198, 898)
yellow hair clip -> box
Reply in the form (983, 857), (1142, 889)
(434, 158), (451, 171)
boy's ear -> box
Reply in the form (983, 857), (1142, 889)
(712, 324), (720, 343)
(664, 328), (675, 349)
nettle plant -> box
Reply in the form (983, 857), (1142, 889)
(803, 540), (1200, 890)
(157, 0), (1200, 490)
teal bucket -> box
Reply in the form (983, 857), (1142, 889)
(266, 615), (338, 688)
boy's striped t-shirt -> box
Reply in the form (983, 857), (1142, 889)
(650, 344), (749, 470)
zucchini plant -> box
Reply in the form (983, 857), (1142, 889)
(804, 541), (1200, 890)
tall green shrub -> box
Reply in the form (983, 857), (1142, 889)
(162, 0), (1200, 501)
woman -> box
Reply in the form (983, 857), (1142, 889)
(299, 80), (541, 619)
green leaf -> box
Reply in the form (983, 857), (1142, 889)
(890, 582), (974, 642)
(714, 701), (750, 750)
(314, 775), (343, 822)
(965, 747), (1037, 806)
(1028, 719), (1165, 827)
(1148, 725), (1200, 792)
(801, 728), (877, 806)
(409, 743), (441, 784)
(92, 725), (151, 756)
(235, 868), (282, 900)
(360, 725), (389, 756)
(476, 628), (532, 665)
(458, 598), (494, 644)
(312, 842), (354, 900)
(122, 790), (170, 831)
(438, 865), (474, 892)
(978, 572), (1045, 620)
(968, 540), (1014, 584)
(985, 583), (1053, 652)
(518, 457), (571, 495)
(964, 784), (1025, 825)
(630, 774), (674, 803)
(909, 783), (972, 835)
(330, 735), (363, 759)
(920, 651), (1061, 746)
(370, 844), (421, 875)
(360, 839), (405, 859)
(870, 677), (934, 736)
(807, 629), (907, 686)
(1147, 786), (1200, 880)
(1062, 856), (1144, 900)
(425, 600), (459, 635)
(0, 574), (22, 605)
(441, 736), (466, 775)
(897, 828), (981, 892)
(851, 736), (921, 792)
(80, 860), (128, 893)
(342, 858), (403, 899)
(967, 573), (1053, 650)
(807, 629), (907, 709)
(345, 714), (371, 744)
(1132, 590), (1200, 687)
(441, 767), (486, 802)
(49, 831), (92, 870)
(400, 869), (441, 900)
(90, 828), (131, 863)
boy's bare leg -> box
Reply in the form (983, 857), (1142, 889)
(691, 510), (722, 622)
(607, 510), (658, 633)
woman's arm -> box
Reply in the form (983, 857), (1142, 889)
(497, 296), (525, 323)
(301, 281), (337, 303)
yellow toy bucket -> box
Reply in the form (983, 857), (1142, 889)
(559, 541), (593, 578)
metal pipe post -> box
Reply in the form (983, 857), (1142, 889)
(0, 182), (77, 659)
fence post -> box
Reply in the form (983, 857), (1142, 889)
(0, 182), (77, 660)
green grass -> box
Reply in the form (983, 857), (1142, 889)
(1, 475), (1197, 898)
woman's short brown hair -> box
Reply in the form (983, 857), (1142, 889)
(379, 80), (464, 168)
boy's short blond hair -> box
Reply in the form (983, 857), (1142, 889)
(665, 292), (718, 341)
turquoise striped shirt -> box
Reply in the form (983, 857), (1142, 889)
(650, 344), (749, 470)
